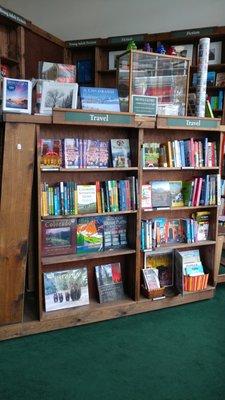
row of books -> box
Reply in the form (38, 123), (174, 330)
(141, 212), (210, 250)
(41, 138), (131, 169)
(175, 249), (209, 292)
(42, 215), (128, 257)
(142, 139), (218, 168)
(208, 92), (224, 111)
(43, 262), (125, 312)
(142, 176), (221, 209)
(192, 71), (225, 88)
(41, 177), (137, 216)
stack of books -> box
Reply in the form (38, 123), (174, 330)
(175, 249), (209, 292)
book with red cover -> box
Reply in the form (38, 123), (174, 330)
(41, 218), (76, 257)
(40, 139), (62, 168)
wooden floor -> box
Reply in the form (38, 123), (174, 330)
(0, 287), (215, 341)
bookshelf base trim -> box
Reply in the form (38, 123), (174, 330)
(0, 287), (215, 341)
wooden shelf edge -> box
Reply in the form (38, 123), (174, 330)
(0, 288), (215, 341)
(142, 240), (216, 252)
(42, 248), (136, 266)
(42, 210), (137, 219)
(3, 113), (52, 124)
(143, 167), (219, 171)
(41, 167), (138, 172)
(142, 205), (217, 212)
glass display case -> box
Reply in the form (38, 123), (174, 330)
(117, 50), (190, 116)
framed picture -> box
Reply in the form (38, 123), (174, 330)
(41, 218), (76, 257)
(40, 81), (78, 115)
(208, 41), (222, 65)
(108, 50), (126, 70)
(2, 78), (32, 114)
(77, 59), (93, 84)
(173, 44), (194, 62)
(144, 249), (174, 287)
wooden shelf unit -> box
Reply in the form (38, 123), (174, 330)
(66, 26), (225, 122)
(0, 111), (222, 341)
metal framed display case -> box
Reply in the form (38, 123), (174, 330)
(117, 50), (190, 116)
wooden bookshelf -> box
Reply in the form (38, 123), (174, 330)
(0, 112), (221, 341)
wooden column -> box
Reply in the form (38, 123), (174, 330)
(0, 122), (35, 325)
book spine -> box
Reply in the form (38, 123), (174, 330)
(96, 181), (102, 213)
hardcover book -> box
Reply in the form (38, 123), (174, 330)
(41, 218), (76, 257)
(40, 139), (62, 168)
(144, 249), (174, 287)
(39, 62), (76, 83)
(169, 181), (184, 207)
(44, 267), (89, 312)
(76, 217), (103, 254)
(2, 77), (32, 114)
(151, 181), (172, 208)
(40, 81), (78, 115)
(80, 87), (120, 112)
(142, 143), (160, 168)
(77, 185), (97, 214)
(95, 263), (125, 303)
(110, 139), (131, 168)
(63, 138), (80, 168)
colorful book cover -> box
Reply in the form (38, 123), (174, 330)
(142, 143), (160, 168)
(151, 181), (171, 208)
(80, 87), (120, 112)
(144, 249), (174, 286)
(95, 263), (125, 303)
(41, 218), (76, 257)
(76, 217), (103, 254)
(3, 77), (32, 114)
(40, 139), (62, 168)
(110, 139), (131, 168)
(141, 184), (152, 209)
(44, 267), (89, 312)
(153, 217), (167, 246)
(39, 62), (76, 83)
(99, 141), (109, 168)
(142, 268), (160, 291)
(86, 140), (100, 168)
(169, 181), (184, 207)
(167, 219), (183, 243)
(77, 185), (97, 214)
(216, 72), (225, 87)
(63, 138), (79, 168)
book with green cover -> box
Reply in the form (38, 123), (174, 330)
(182, 181), (193, 206)
(76, 217), (103, 254)
(169, 181), (184, 207)
(142, 143), (160, 168)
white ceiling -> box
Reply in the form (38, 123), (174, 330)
(2, 0), (225, 41)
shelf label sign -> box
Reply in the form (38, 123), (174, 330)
(108, 34), (144, 45)
(132, 95), (158, 116)
(171, 27), (215, 38)
(66, 39), (99, 48)
(0, 6), (28, 25)
(167, 117), (220, 129)
(65, 111), (134, 125)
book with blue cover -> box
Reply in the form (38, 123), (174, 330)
(80, 87), (120, 112)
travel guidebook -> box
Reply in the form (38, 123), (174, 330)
(40, 139), (62, 168)
(110, 139), (131, 167)
(44, 267), (89, 312)
(76, 217), (104, 254)
(144, 249), (174, 287)
(38, 61), (76, 83)
(3, 77), (32, 114)
(41, 218), (76, 257)
(80, 87), (120, 111)
(95, 263), (125, 303)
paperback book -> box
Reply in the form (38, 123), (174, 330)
(95, 263), (125, 303)
(110, 139), (131, 168)
(144, 249), (174, 287)
(80, 87), (120, 112)
(76, 217), (104, 254)
(38, 62), (76, 83)
(2, 78), (32, 114)
(77, 185), (97, 214)
(41, 218), (76, 257)
(151, 181), (172, 208)
(41, 139), (62, 169)
(39, 81), (78, 115)
(44, 267), (89, 312)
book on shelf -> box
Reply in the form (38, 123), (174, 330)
(205, 100), (214, 118)
(77, 59), (92, 84)
(38, 62), (76, 83)
(144, 249), (174, 287)
(76, 216), (104, 254)
(95, 263), (125, 303)
(77, 185), (97, 214)
(103, 216), (128, 250)
(43, 267), (89, 312)
(39, 80), (78, 115)
(2, 77), (32, 114)
(142, 143), (160, 168)
(141, 213), (211, 251)
(80, 87), (120, 112)
(110, 139), (131, 168)
(216, 72), (225, 87)
(142, 138), (218, 168)
(141, 184), (152, 209)
(41, 218), (76, 257)
(40, 139), (62, 169)
(63, 138), (80, 168)
(169, 181), (184, 207)
(41, 177), (137, 217)
(175, 249), (209, 294)
(151, 181), (171, 208)
(142, 268), (161, 291)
